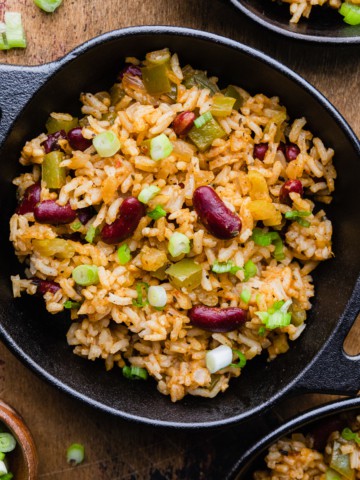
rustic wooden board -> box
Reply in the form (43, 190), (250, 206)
(0, 0), (359, 478)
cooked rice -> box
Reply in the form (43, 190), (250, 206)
(254, 414), (360, 479)
(273, 0), (358, 23)
(10, 49), (336, 402)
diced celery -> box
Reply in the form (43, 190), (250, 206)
(188, 117), (226, 152)
(141, 64), (171, 95)
(210, 94), (236, 117)
(42, 151), (66, 189)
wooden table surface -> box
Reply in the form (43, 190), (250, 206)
(0, 1), (359, 478)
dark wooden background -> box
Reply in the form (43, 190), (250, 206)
(0, 0), (359, 478)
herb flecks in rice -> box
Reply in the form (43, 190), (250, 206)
(10, 48), (336, 402)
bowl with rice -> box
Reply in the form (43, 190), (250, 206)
(228, 0), (360, 43)
(227, 397), (360, 479)
(1, 26), (360, 427)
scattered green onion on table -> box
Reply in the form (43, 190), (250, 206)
(33, 0), (63, 13)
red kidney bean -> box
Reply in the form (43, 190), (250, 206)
(172, 111), (196, 136)
(77, 206), (95, 225)
(193, 186), (241, 240)
(279, 179), (303, 205)
(101, 197), (145, 244)
(253, 142), (268, 161)
(67, 127), (93, 151)
(309, 418), (345, 451)
(41, 130), (67, 154)
(118, 64), (142, 80)
(188, 305), (247, 333)
(32, 278), (61, 295)
(34, 200), (77, 224)
(16, 182), (41, 215)
(285, 143), (300, 161)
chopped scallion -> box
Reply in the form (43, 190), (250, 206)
(211, 260), (241, 275)
(285, 210), (311, 228)
(122, 365), (148, 380)
(4, 13), (26, 49)
(168, 232), (190, 257)
(147, 205), (167, 220)
(33, 0), (63, 13)
(138, 185), (160, 204)
(72, 265), (99, 287)
(132, 282), (149, 307)
(206, 345), (233, 374)
(252, 229), (285, 261)
(85, 225), (98, 244)
(66, 443), (85, 466)
(148, 285), (167, 308)
(64, 301), (81, 309)
(341, 427), (360, 444)
(244, 260), (257, 281)
(194, 111), (213, 129)
(0, 461), (8, 475)
(149, 134), (173, 161)
(230, 349), (247, 369)
(0, 473), (14, 480)
(256, 299), (292, 330)
(117, 243), (131, 265)
(0, 433), (16, 453)
(70, 221), (82, 231)
(93, 131), (121, 157)
(240, 287), (251, 304)
(339, 2), (360, 25)
(258, 326), (266, 336)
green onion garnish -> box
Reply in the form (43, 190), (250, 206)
(194, 111), (213, 129)
(258, 326), (266, 336)
(0, 462), (8, 476)
(168, 232), (191, 257)
(132, 282), (149, 307)
(4, 12), (26, 49)
(147, 205), (167, 220)
(230, 349), (247, 369)
(243, 260), (257, 281)
(138, 185), (160, 204)
(211, 260), (241, 275)
(147, 285), (167, 308)
(0, 473), (14, 480)
(72, 265), (99, 286)
(0, 433), (16, 453)
(0, 453), (5, 461)
(122, 366), (148, 380)
(85, 225), (98, 244)
(93, 131), (121, 157)
(256, 299), (292, 330)
(206, 345), (233, 374)
(34, 0), (63, 12)
(240, 287), (251, 304)
(272, 237), (285, 261)
(70, 221), (82, 231)
(341, 427), (360, 444)
(66, 443), (85, 466)
(0, 24), (9, 51)
(339, 2), (360, 25)
(149, 134), (173, 161)
(117, 243), (131, 265)
(64, 301), (81, 309)
(285, 210), (311, 228)
(252, 229), (285, 261)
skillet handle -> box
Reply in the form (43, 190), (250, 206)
(293, 278), (360, 395)
(0, 64), (55, 147)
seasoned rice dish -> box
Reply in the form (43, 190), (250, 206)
(273, 0), (360, 24)
(255, 413), (360, 479)
(10, 48), (336, 402)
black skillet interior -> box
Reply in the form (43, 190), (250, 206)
(227, 397), (360, 479)
(228, 0), (360, 43)
(0, 28), (360, 428)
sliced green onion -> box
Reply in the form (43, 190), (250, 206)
(339, 2), (360, 25)
(72, 265), (99, 286)
(147, 205), (167, 220)
(4, 13), (26, 49)
(0, 473), (14, 480)
(0, 24), (9, 51)
(132, 282), (149, 307)
(240, 287), (251, 304)
(138, 185), (160, 204)
(117, 243), (131, 265)
(341, 427), (360, 444)
(71, 221), (82, 231)
(230, 349), (247, 369)
(168, 232), (190, 257)
(285, 210), (311, 228)
(0, 461), (7, 475)
(122, 365), (148, 380)
(211, 260), (241, 275)
(0, 453), (5, 461)
(64, 301), (81, 309)
(93, 131), (121, 157)
(149, 134), (173, 161)
(244, 260), (257, 281)
(273, 237), (285, 261)
(85, 225), (98, 244)
(252, 229), (285, 261)
(33, 0), (63, 13)
(194, 111), (213, 129)
(66, 443), (85, 466)
(206, 345), (232, 374)
(258, 326), (266, 336)
(148, 285), (167, 308)
(0, 433), (16, 453)
(256, 299), (292, 330)
(296, 218), (311, 228)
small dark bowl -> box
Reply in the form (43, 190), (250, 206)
(1, 27), (360, 428)
(227, 397), (360, 479)
(229, 0), (360, 43)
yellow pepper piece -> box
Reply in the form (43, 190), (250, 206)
(248, 171), (270, 201)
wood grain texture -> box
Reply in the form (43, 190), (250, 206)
(0, 0), (359, 478)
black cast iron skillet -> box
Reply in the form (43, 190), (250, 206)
(227, 396), (360, 479)
(0, 26), (360, 428)
(228, 0), (360, 43)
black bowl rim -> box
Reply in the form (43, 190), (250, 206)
(227, 396), (360, 479)
(1, 25), (360, 428)
(228, 0), (360, 44)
